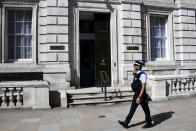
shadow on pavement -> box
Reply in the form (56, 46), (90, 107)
(128, 111), (175, 128)
(152, 111), (175, 126)
(128, 121), (146, 128)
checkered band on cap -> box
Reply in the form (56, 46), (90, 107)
(134, 61), (143, 66)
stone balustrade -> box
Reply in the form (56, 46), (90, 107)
(166, 77), (196, 98)
(0, 87), (23, 108)
(0, 81), (50, 109)
(147, 75), (196, 101)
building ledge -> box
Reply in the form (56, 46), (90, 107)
(0, 63), (43, 73)
(145, 61), (181, 68)
(77, 0), (121, 4)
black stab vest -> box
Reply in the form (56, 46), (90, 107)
(131, 71), (144, 92)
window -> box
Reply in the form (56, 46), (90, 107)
(150, 16), (167, 61)
(7, 9), (32, 61)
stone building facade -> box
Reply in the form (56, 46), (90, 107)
(0, 0), (196, 103)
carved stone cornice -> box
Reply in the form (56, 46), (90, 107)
(175, 0), (196, 9)
(1, 0), (196, 9)
(0, 0), (40, 6)
(121, 0), (143, 4)
(143, 0), (177, 9)
(0, 0), (40, 3)
(77, 0), (121, 4)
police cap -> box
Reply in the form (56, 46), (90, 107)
(134, 60), (143, 67)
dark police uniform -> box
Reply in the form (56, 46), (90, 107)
(118, 61), (152, 128)
(125, 70), (152, 125)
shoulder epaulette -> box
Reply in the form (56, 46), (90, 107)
(140, 70), (145, 74)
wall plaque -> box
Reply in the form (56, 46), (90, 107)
(127, 46), (139, 50)
(50, 46), (65, 50)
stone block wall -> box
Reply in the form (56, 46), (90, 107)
(122, 0), (196, 87)
(0, 0), (196, 90)
(39, 0), (69, 63)
(174, 9), (196, 62)
(121, 2), (143, 87)
(121, 3), (142, 62)
(38, 0), (70, 90)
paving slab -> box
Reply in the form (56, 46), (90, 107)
(0, 97), (196, 131)
(38, 124), (60, 131)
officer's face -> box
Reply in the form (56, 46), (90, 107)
(134, 65), (140, 71)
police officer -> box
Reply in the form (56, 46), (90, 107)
(118, 60), (153, 128)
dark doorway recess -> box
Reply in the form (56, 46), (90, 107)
(79, 12), (111, 87)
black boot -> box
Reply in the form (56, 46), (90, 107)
(118, 120), (129, 128)
(142, 123), (153, 128)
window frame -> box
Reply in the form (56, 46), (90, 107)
(147, 11), (174, 62)
(150, 15), (168, 61)
(2, 4), (37, 63)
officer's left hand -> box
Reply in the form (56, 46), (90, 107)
(136, 97), (141, 104)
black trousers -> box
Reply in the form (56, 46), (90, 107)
(125, 91), (152, 124)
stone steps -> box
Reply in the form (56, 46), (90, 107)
(67, 87), (132, 94)
(68, 98), (133, 106)
(69, 93), (133, 100)
(67, 87), (134, 107)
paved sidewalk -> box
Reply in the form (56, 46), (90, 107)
(1, 97), (196, 131)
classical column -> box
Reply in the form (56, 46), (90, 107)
(190, 78), (194, 93)
(194, 78), (196, 92)
(172, 79), (177, 95)
(185, 78), (191, 93)
(168, 79), (173, 96)
(176, 79), (180, 94)
(9, 88), (15, 107)
(16, 88), (23, 106)
(181, 80), (186, 94)
(1, 88), (7, 107)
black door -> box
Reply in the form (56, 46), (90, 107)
(94, 13), (111, 86)
(80, 40), (95, 86)
(79, 13), (111, 87)
(79, 19), (95, 87)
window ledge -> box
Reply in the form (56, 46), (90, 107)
(145, 61), (180, 67)
(6, 60), (33, 63)
(0, 63), (43, 73)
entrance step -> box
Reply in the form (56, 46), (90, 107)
(68, 98), (133, 106)
(66, 87), (134, 107)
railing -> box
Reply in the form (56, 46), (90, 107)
(166, 77), (196, 97)
(0, 81), (50, 109)
(0, 87), (23, 108)
(100, 71), (111, 101)
(147, 75), (196, 101)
